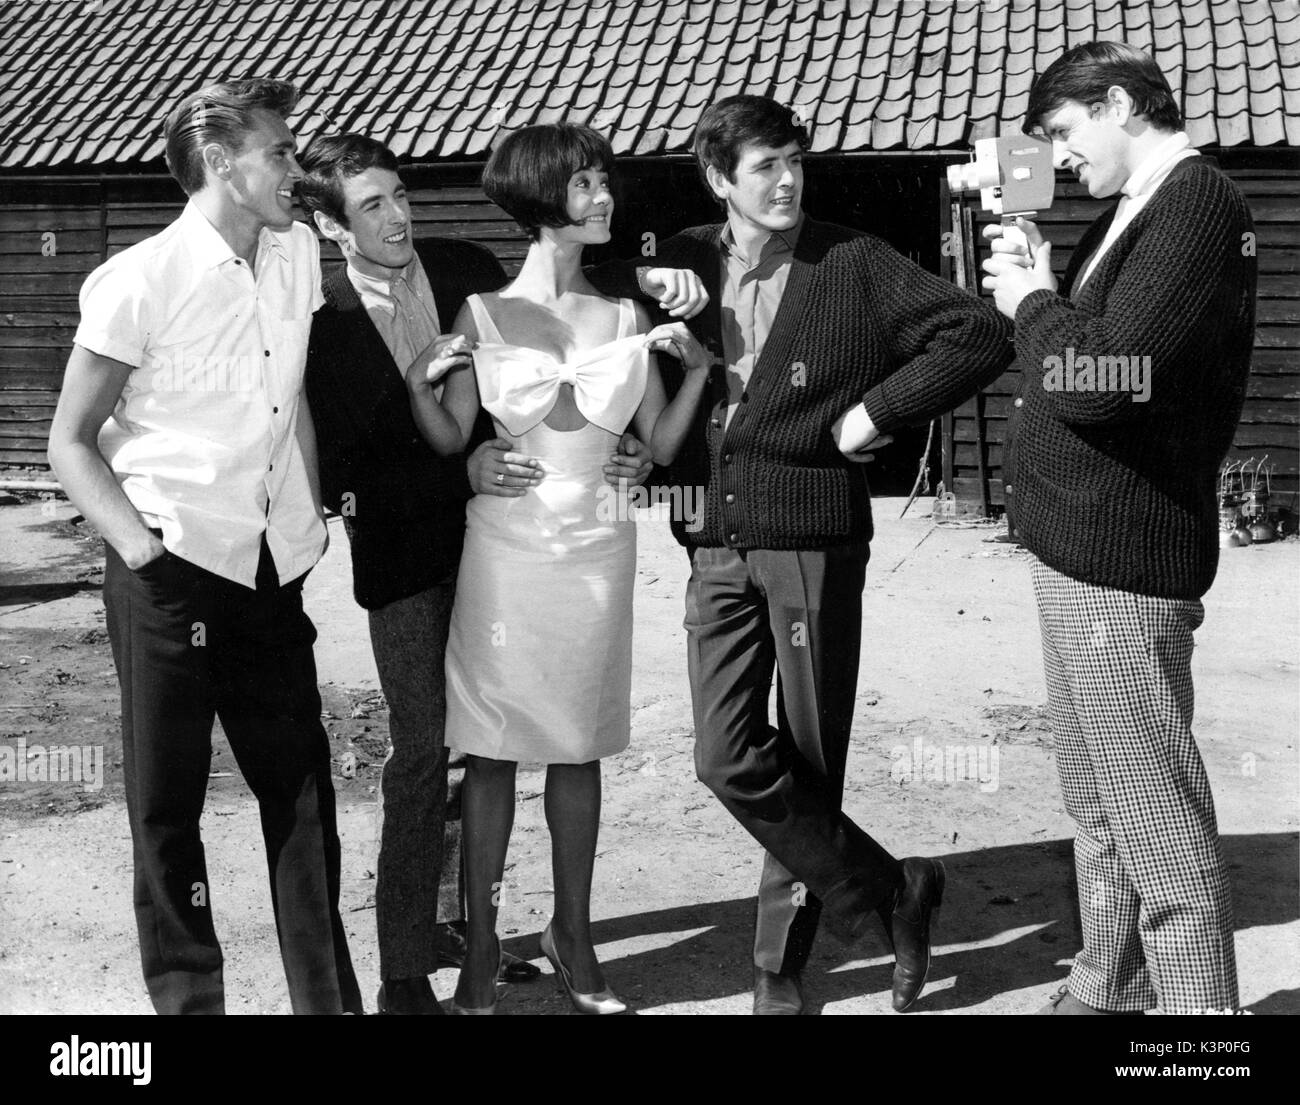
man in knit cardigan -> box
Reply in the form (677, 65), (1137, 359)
(982, 42), (1255, 1015)
(594, 95), (1014, 1013)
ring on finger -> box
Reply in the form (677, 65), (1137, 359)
(496, 472), (505, 484)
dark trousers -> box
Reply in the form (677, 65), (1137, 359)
(685, 543), (902, 967)
(103, 538), (362, 1015)
(368, 582), (457, 979)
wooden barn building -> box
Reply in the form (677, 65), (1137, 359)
(1, 0), (1297, 507)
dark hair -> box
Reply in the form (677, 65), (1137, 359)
(482, 123), (614, 240)
(693, 95), (810, 203)
(163, 79), (298, 196)
(1025, 41), (1182, 133)
(297, 133), (401, 227)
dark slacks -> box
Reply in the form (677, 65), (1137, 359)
(103, 538), (362, 1015)
(368, 581), (457, 979)
(685, 543), (903, 967)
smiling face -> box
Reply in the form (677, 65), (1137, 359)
(224, 108), (303, 231)
(553, 165), (613, 244)
(708, 139), (803, 238)
(329, 166), (414, 277)
(1039, 97), (1133, 198)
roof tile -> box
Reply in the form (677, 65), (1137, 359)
(0, 0), (1294, 168)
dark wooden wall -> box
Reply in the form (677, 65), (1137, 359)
(943, 151), (1300, 509)
(3, 152), (1297, 505)
(0, 156), (943, 498)
(0, 166), (522, 467)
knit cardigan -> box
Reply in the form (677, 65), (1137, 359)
(1004, 156), (1257, 600)
(591, 217), (1014, 548)
(305, 238), (506, 610)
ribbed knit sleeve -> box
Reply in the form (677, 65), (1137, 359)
(855, 236), (1014, 433)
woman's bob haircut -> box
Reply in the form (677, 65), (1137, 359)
(483, 123), (615, 240)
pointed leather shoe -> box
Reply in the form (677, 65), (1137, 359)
(889, 857), (945, 1012)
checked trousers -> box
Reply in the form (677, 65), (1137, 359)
(1032, 561), (1238, 1013)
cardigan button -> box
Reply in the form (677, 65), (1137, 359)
(725, 493), (736, 504)
(728, 532), (739, 543)
(1005, 485), (1014, 495)
(1014, 397), (1024, 408)
(711, 418), (721, 428)
(723, 453), (733, 463)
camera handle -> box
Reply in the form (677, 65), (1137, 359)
(1000, 215), (1033, 261)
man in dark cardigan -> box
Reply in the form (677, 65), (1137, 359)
(592, 95), (1014, 1013)
(982, 42), (1255, 1015)
(299, 134), (660, 1013)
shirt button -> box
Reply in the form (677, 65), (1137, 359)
(264, 350), (271, 357)
(725, 493), (736, 504)
(272, 406), (279, 414)
(1014, 397), (1024, 408)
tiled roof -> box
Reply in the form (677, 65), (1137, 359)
(0, 0), (1296, 169)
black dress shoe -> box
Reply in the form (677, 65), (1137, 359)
(753, 967), (804, 1015)
(377, 976), (445, 1015)
(888, 856), (945, 1012)
(437, 921), (541, 983)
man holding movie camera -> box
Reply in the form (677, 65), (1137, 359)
(981, 41), (1256, 1015)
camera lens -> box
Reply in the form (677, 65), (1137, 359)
(947, 162), (980, 193)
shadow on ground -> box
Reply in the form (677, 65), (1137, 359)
(508, 832), (1299, 1013)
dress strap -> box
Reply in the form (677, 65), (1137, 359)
(617, 297), (635, 339)
(466, 294), (506, 343)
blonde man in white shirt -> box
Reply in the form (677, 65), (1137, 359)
(48, 78), (363, 1015)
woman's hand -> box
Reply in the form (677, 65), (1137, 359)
(642, 323), (711, 373)
(412, 333), (473, 387)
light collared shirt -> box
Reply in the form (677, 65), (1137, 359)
(719, 216), (803, 426)
(1076, 131), (1199, 289)
(73, 200), (327, 588)
(347, 255), (441, 378)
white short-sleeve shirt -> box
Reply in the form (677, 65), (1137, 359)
(73, 200), (327, 588)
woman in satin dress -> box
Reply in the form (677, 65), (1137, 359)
(406, 123), (709, 1014)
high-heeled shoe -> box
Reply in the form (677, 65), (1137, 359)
(450, 935), (504, 1015)
(539, 923), (628, 1015)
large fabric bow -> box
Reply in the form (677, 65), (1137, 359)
(474, 337), (649, 437)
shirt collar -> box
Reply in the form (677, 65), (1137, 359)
(1123, 131), (1194, 200)
(178, 200), (290, 271)
(720, 213), (804, 264)
(346, 256), (423, 315)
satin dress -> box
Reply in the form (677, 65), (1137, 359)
(444, 294), (649, 763)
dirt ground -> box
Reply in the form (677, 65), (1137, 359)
(1, 490), (1296, 1015)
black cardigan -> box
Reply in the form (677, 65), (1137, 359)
(305, 238), (506, 610)
(1004, 156), (1257, 600)
(590, 217), (1014, 548)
